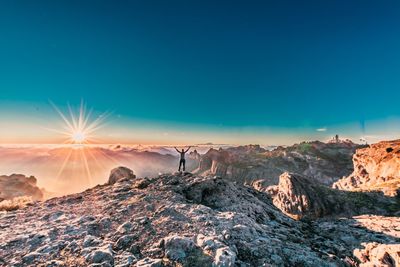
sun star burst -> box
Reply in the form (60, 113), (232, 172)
(45, 101), (114, 188)
(48, 101), (109, 145)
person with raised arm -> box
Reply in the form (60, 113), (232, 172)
(174, 146), (191, 172)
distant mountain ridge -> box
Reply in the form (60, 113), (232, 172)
(194, 141), (363, 188)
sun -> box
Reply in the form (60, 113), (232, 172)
(72, 131), (86, 143)
(45, 100), (116, 188)
(48, 100), (110, 145)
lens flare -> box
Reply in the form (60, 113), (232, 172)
(48, 100), (110, 145)
(44, 101), (119, 190)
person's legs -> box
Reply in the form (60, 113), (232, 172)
(179, 159), (184, 171)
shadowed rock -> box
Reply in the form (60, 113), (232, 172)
(271, 172), (399, 220)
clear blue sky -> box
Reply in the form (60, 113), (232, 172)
(1, 1), (400, 144)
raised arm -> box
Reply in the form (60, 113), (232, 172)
(174, 147), (180, 153)
(185, 146), (191, 153)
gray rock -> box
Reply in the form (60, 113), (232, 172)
(27, 233), (46, 247)
(114, 252), (137, 267)
(115, 234), (138, 250)
(136, 257), (163, 267)
(83, 235), (102, 248)
(22, 252), (42, 264)
(214, 247), (236, 267)
(117, 221), (134, 234)
(86, 245), (114, 264)
(45, 260), (65, 267)
(164, 235), (196, 261)
(99, 217), (112, 229)
(89, 263), (113, 267)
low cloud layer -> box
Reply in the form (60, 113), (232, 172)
(0, 145), (204, 196)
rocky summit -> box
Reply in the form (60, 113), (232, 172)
(1, 167), (399, 267)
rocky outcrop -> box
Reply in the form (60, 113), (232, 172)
(272, 172), (333, 220)
(0, 168), (399, 266)
(271, 172), (399, 220)
(196, 141), (362, 189)
(0, 174), (43, 201)
(334, 140), (400, 196)
(108, 166), (136, 185)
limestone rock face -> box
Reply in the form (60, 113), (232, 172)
(334, 140), (400, 196)
(0, 174), (43, 201)
(108, 166), (136, 185)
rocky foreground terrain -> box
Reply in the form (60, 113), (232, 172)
(334, 140), (400, 196)
(195, 141), (362, 189)
(1, 167), (399, 267)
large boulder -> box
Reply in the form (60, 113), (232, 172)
(272, 172), (333, 220)
(108, 167), (136, 185)
(271, 172), (398, 220)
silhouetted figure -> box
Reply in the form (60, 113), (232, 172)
(174, 146), (191, 172)
(335, 134), (339, 143)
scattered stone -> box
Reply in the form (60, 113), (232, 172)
(22, 252), (42, 264)
(86, 245), (114, 265)
(136, 257), (163, 267)
(83, 235), (102, 248)
(214, 247), (236, 267)
(117, 221), (134, 234)
(115, 234), (138, 250)
(114, 251), (137, 267)
(133, 178), (151, 189)
(164, 235), (196, 261)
